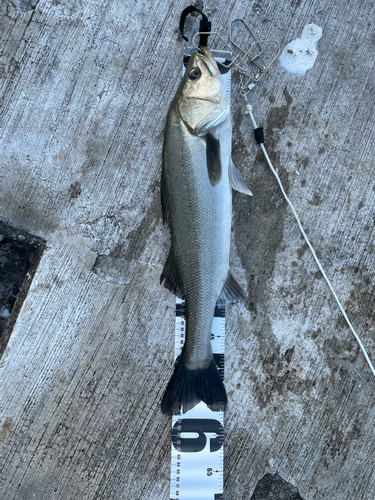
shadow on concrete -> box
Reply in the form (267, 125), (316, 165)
(0, 219), (45, 357)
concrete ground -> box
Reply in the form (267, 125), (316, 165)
(1, 0), (375, 498)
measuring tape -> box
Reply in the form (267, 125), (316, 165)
(170, 298), (225, 500)
(168, 49), (232, 500)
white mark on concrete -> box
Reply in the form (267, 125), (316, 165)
(0, 307), (10, 318)
(279, 23), (323, 76)
(270, 315), (331, 379)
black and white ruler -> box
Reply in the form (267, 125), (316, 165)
(168, 48), (232, 500)
(170, 298), (225, 500)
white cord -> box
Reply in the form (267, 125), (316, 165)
(246, 103), (375, 378)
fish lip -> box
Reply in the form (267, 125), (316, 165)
(190, 48), (219, 77)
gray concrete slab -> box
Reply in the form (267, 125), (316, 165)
(1, 0), (375, 499)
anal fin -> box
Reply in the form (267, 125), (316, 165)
(229, 159), (253, 196)
(160, 247), (184, 298)
(217, 268), (247, 304)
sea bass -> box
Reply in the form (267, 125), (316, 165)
(160, 47), (252, 415)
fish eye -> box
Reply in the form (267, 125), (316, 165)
(188, 67), (201, 81)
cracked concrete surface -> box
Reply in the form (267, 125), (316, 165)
(1, 0), (375, 499)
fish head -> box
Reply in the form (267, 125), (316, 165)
(178, 47), (229, 136)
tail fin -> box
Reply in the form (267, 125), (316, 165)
(161, 356), (227, 415)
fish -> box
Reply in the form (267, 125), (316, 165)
(160, 46), (252, 415)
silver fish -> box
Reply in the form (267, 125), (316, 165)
(160, 47), (252, 415)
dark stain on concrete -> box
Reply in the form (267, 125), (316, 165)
(92, 183), (162, 282)
(340, 265), (375, 341)
(322, 337), (359, 364)
(267, 88), (293, 131)
(68, 181), (82, 200)
(314, 269), (323, 279)
(320, 408), (363, 462)
(308, 192), (322, 206)
(0, 54), (20, 79)
(296, 156), (309, 170)
(251, 340), (313, 410)
(8, 0), (39, 12)
(251, 473), (304, 499)
(296, 243), (307, 259)
(231, 89), (291, 317)
(115, 182), (161, 261)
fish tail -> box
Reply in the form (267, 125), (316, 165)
(161, 356), (227, 415)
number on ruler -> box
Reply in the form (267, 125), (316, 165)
(172, 419), (224, 453)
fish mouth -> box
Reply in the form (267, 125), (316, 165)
(191, 47), (220, 76)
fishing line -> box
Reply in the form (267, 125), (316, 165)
(245, 103), (375, 378)
(206, 18), (375, 378)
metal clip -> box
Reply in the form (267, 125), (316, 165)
(229, 18), (280, 94)
(192, 18), (280, 96)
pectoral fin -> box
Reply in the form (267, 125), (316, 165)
(160, 247), (184, 298)
(217, 268), (247, 304)
(229, 159), (253, 196)
(206, 133), (222, 187)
